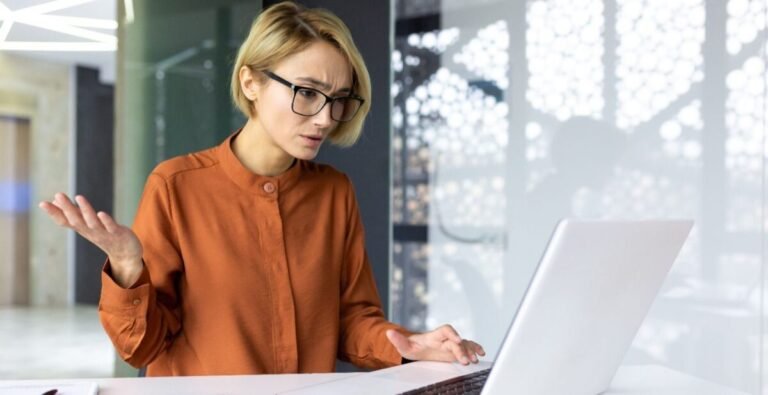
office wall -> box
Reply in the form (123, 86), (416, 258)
(0, 53), (74, 307)
(391, 0), (766, 393)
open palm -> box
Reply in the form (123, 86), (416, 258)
(39, 193), (142, 264)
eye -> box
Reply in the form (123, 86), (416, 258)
(297, 88), (318, 99)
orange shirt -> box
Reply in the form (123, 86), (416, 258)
(98, 131), (411, 376)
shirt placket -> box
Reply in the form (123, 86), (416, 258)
(260, 179), (299, 373)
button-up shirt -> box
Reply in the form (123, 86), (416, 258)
(98, 131), (410, 376)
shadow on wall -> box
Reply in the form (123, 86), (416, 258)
(441, 117), (627, 351)
(520, 117), (627, 267)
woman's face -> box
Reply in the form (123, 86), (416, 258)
(250, 40), (353, 160)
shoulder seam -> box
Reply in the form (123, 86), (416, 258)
(153, 158), (221, 181)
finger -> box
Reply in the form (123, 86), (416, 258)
(97, 211), (120, 234)
(459, 341), (476, 363)
(446, 340), (469, 365)
(440, 325), (462, 344)
(54, 193), (87, 230)
(463, 341), (479, 363)
(75, 195), (104, 230)
(467, 340), (486, 357)
(38, 201), (71, 228)
(51, 192), (73, 208)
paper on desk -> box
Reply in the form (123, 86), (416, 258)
(0, 381), (98, 395)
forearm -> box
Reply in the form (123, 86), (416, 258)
(99, 263), (181, 368)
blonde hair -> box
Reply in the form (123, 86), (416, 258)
(231, 1), (371, 147)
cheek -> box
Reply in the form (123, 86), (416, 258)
(257, 98), (306, 140)
(257, 94), (287, 123)
(257, 91), (288, 117)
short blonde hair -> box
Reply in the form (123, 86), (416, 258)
(231, 1), (371, 147)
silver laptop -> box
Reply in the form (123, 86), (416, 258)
(280, 219), (694, 395)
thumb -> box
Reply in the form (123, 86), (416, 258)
(386, 329), (412, 356)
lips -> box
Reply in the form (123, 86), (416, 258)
(300, 135), (324, 148)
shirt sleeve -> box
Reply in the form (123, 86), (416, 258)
(98, 172), (183, 368)
(337, 175), (416, 370)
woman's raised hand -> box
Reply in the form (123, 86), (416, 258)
(39, 193), (144, 287)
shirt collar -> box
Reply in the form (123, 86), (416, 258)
(217, 129), (303, 196)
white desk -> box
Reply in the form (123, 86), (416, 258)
(0, 363), (748, 395)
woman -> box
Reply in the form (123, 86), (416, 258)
(39, 1), (484, 376)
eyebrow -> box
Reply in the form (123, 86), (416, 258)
(295, 76), (352, 95)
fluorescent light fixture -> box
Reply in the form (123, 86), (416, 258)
(0, 0), (117, 52)
(0, 20), (12, 42)
(0, 41), (115, 51)
(123, 0), (134, 24)
(14, 14), (116, 43)
(32, 15), (117, 29)
(13, 0), (95, 16)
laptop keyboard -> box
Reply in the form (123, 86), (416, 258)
(398, 368), (491, 395)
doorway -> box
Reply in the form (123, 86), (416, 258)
(0, 116), (30, 306)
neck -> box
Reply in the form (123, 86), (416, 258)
(233, 118), (295, 177)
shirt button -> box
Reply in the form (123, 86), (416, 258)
(263, 182), (276, 193)
(132, 299), (141, 306)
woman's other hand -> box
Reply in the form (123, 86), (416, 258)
(386, 325), (486, 365)
(39, 193), (144, 287)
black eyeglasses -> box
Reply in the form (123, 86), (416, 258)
(262, 70), (364, 122)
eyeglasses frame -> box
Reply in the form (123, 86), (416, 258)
(261, 70), (365, 122)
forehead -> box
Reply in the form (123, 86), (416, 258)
(272, 40), (353, 87)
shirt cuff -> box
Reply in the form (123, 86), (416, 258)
(100, 260), (151, 313)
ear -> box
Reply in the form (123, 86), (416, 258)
(239, 66), (260, 102)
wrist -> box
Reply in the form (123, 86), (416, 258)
(108, 256), (143, 288)
(109, 254), (142, 268)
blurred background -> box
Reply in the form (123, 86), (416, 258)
(0, 0), (766, 393)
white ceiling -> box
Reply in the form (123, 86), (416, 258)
(0, 0), (117, 83)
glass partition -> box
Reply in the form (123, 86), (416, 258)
(391, 1), (767, 392)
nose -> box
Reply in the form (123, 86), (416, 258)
(312, 101), (334, 128)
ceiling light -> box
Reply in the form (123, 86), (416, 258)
(0, 41), (115, 51)
(0, 0), (116, 52)
(13, 0), (95, 16)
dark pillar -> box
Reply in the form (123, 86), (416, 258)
(75, 66), (114, 305)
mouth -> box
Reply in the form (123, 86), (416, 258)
(300, 134), (324, 148)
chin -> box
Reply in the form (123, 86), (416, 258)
(292, 148), (321, 161)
